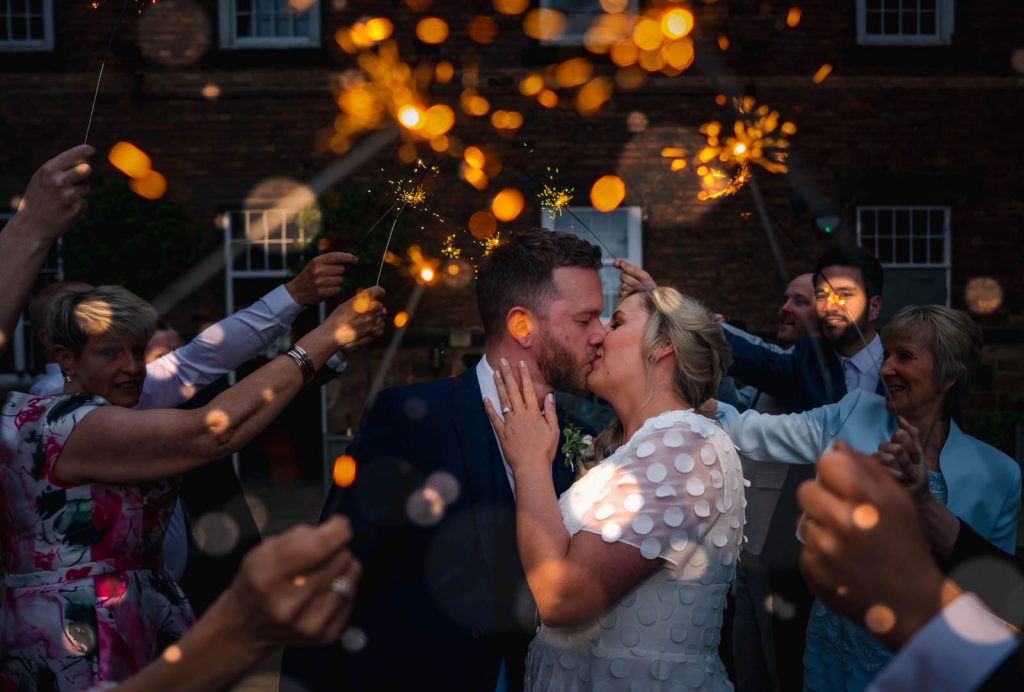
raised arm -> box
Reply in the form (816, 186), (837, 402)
(0, 145), (94, 358)
(715, 396), (852, 465)
(722, 327), (803, 402)
(55, 288), (386, 485)
(141, 252), (357, 409)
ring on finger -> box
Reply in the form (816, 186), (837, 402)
(501, 407), (512, 415)
(330, 576), (354, 597)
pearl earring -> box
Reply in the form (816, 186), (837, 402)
(63, 372), (72, 383)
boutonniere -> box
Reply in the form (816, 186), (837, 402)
(561, 423), (593, 473)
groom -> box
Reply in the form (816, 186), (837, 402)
(281, 228), (607, 691)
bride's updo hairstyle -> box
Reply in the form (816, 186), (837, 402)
(588, 286), (732, 467)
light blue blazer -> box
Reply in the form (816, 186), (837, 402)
(717, 389), (1021, 553)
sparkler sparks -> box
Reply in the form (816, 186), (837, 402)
(695, 96), (796, 200)
(538, 168), (574, 219)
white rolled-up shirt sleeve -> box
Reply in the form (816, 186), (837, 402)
(869, 592), (1019, 692)
(138, 284), (303, 410)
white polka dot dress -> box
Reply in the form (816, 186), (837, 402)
(526, 410), (746, 691)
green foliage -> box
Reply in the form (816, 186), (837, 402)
(61, 178), (205, 300)
(296, 184), (416, 292)
(971, 410), (1024, 457)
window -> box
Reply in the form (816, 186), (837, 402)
(0, 0), (53, 51)
(857, 206), (950, 318)
(542, 206), (642, 321)
(538, 0), (639, 46)
(856, 0), (954, 46)
(218, 0), (320, 48)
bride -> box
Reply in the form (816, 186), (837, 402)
(485, 285), (745, 691)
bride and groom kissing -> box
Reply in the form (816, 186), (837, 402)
(282, 228), (744, 692)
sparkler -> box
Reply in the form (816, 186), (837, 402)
(84, 0), (136, 145)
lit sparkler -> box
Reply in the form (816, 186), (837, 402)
(538, 167), (574, 219)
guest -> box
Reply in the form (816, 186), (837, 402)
(0, 284), (385, 689)
(797, 444), (1024, 691)
(715, 305), (1021, 690)
(488, 286), (745, 690)
(111, 517), (361, 692)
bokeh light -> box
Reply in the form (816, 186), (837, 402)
(365, 17), (393, 41)
(493, 0), (528, 15)
(398, 104), (425, 130)
(407, 486), (446, 526)
(201, 83), (221, 99)
(340, 627), (368, 652)
(508, 313), (532, 338)
(416, 17), (449, 44)
(393, 311), (409, 328)
(590, 175), (626, 212)
(519, 73), (545, 96)
(864, 604), (896, 635)
(130, 170), (167, 200)
(193, 511), (240, 556)
(469, 210), (498, 239)
(468, 15), (498, 44)
(787, 7), (802, 27)
(555, 57), (592, 88)
(333, 454), (357, 487)
(812, 63), (833, 83)
(491, 188), (525, 221)
(204, 409), (229, 434)
(108, 141), (151, 179)
(425, 470), (461, 505)
(136, 0), (211, 67)
(523, 8), (567, 41)
(537, 88), (559, 108)
(660, 8), (694, 39)
(852, 503), (879, 530)
(163, 645), (183, 663)
(964, 277), (1003, 314)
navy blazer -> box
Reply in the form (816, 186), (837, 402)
(281, 369), (579, 691)
(724, 330), (848, 413)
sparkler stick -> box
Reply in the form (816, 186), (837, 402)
(84, 0), (132, 145)
(565, 208), (617, 259)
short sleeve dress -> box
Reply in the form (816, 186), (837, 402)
(1, 392), (193, 690)
(525, 409), (747, 692)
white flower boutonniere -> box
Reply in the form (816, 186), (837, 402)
(561, 423), (594, 473)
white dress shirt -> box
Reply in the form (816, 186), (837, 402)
(476, 355), (517, 494)
(869, 592), (1018, 692)
(836, 332), (884, 395)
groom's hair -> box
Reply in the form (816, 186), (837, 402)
(476, 228), (601, 340)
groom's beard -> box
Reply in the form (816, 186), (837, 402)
(536, 332), (591, 397)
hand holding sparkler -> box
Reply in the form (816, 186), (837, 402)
(12, 144), (95, 242)
(326, 286), (388, 353)
(286, 252), (358, 307)
(614, 258), (657, 299)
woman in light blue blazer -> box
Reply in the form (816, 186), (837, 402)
(715, 305), (1021, 692)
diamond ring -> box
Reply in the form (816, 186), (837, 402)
(501, 406), (512, 415)
(330, 576), (354, 597)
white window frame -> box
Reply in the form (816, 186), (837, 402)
(218, 0), (320, 49)
(856, 0), (954, 46)
(542, 205), (643, 321)
(856, 205), (951, 306)
(0, 0), (54, 52)
(538, 0), (639, 47)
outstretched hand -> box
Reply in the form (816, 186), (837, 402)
(13, 144), (95, 242)
(326, 286), (387, 351)
(483, 358), (560, 476)
(285, 252), (358, 306)
(613, 258), (656, 299)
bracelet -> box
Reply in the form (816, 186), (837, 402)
(284, 345), (316, 386)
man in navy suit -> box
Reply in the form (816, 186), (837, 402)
(723, 246), (886, 690)
(281, 228), (607, 691)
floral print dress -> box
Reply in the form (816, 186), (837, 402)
(1, 392), (194, 690)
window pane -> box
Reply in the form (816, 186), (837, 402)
(920, 9), (936, 34)
(883, 9), (899, 34)
(30, 15), (42, 38)
(912, 237), (927, 262)
(878, 209), (893, 235)
(894, 209), (911, 235)
(911, 210), (928, 237)
(894, 236), (911, 264)
(902, 10), (919, 34)
(929, 238), (944, 263)
(12, 17), (27, 39)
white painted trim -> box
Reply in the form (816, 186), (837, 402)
(0, 0), (54, 51)
(218, 0), (320, 49)
(856, 0), (954, 46)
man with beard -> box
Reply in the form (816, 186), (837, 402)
(721, 246), (885, 690)
(282, 228), (606, 691)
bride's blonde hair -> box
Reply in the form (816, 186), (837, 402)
(585, 286), (732, 468)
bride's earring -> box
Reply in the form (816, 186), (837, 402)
(647, 354), (657, 364)
(63, 372), (73, 384)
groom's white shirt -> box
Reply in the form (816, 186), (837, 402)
(476, 355), (517, 494)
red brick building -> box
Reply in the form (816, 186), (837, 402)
(2, 1), (1022, 477)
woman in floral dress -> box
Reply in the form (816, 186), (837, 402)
(1, 285), (384, 689)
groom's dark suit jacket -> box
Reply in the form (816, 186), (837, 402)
(280, 368), (579, 691)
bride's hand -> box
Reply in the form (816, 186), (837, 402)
(483, 359), (559, 476)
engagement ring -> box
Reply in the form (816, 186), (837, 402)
(330, 576), (354, 596)
(501, 407), (512, 415)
